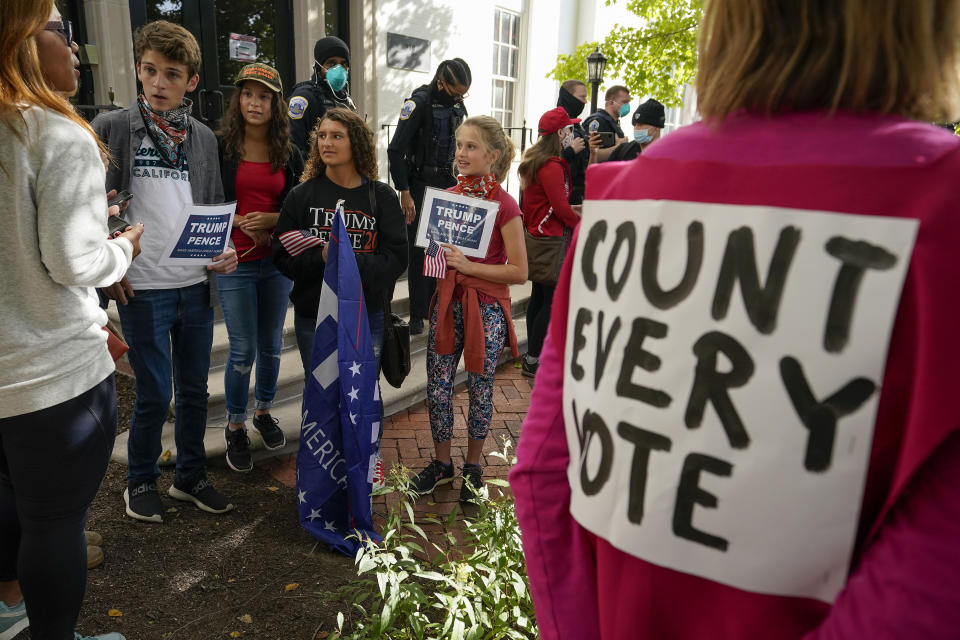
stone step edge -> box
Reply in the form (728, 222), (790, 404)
(110, 334), (528, 467)
(202, 291), (531, 416)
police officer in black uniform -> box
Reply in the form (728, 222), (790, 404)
(287, 36), (357, 158)
(387, 58), (472, 335)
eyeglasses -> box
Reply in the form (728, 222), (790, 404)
(44, 20), (73, 45)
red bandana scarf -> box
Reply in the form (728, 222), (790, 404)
(455, 173), (499, 199)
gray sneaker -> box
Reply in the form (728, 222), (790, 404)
(0, 599), (28, 640)
(74, 633), (125, 639)
(123, 481), (162, 524)
(252, 414), (286, 450)
(459, 464), (484, 503)
(224, 426), (253, 472)
(410, 459), (455, 495)
(167, 476), (234, 514)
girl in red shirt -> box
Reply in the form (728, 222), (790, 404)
(216, 63), (303, 473)
(517, 107), (582, 378)
(410, 116), (528, 503)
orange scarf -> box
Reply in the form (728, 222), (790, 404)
(431, 271), (519, 373)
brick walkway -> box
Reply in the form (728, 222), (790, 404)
(260, 361), (531, 519)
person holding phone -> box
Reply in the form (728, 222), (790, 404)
(582, 85), (632, 162)
(1, 2), (140, 637)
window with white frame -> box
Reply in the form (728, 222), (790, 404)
(491, 8), (520, 128)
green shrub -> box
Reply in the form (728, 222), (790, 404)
(332, 440), (537, 639)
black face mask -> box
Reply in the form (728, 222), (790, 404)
(557, 87), (586, 119)
(432, 84), (457, 107)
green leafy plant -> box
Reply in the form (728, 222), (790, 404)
(549, 0), (703, 106)
(332, 440), (536, 639)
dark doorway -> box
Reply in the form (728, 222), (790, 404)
(129, 0), (294, 128)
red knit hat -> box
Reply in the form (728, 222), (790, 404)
(538, 106), (580, 135)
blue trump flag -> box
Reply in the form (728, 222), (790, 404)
(297, 199), (382, 555)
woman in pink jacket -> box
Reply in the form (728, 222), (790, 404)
(510, 0), (960, 638)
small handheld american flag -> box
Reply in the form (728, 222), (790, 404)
(423, 238), (447, 279)
(278, 229), (324, 257)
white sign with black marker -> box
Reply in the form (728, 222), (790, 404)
(563, 199), (917, 603)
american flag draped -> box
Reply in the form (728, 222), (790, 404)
(297, 199), (381, 555)
(423, 237), (448, 279)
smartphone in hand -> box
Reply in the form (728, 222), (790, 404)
(108, 190), (134, 208)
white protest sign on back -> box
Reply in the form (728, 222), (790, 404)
(563, 200), (917, 603)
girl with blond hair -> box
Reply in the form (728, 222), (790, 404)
(411, 115), (527, 503)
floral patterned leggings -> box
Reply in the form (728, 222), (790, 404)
(426, 301), (507, 442)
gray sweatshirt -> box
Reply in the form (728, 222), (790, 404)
(0, 107), (133, 418)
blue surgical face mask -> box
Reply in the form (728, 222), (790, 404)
(634, 129), (653, 145)
(325, 64), (348, 92)
(619, 103), (631, 118)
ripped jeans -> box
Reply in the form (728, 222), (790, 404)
(216, 257), (293, 424)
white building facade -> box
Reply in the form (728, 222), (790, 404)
(67, 0), (692, 193)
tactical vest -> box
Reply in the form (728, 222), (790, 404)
(412, 86), (466, 180)
(292, 79), (357, 114)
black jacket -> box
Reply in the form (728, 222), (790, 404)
(387, 85), (466, 191)
(582, 109), (625, 138)
(272, 175), (408, 319)
(287, 76), (357, 159)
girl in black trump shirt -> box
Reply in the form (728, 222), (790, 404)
(273, 107), (407, 381)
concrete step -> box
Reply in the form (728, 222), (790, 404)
(201, 280), (531, 420)
(111, 317), (528, 466)
(110, 281), (532, 466)
(108, 279), (412, 370)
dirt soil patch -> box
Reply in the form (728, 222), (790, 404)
(34, 374), (360, 639)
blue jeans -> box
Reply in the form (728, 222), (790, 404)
(117, 282), (213, 487)
(0, 375), (115, 637)
(295, 309), (385, 389)
(216, 258), (293, 424)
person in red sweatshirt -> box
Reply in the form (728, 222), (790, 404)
(517, 107), (582, 378)
(510, 0), (960, 638)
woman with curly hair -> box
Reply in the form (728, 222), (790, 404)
(215, 63), (304, 473)
(273, 107), (407, 388)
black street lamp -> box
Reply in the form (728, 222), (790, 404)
(586, 47), (607, 115)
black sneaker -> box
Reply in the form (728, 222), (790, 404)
(224, 426), (253, 472)
(252, 414), (286, 450)
(460, 464), (484, 503)
(410, 459), (455, 495)
(409, 318), (424, 336)
(520, 354), (539, 379)
(167, 475), (234, 514)
(123, 481), (162, 523)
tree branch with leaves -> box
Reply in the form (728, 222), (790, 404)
(549, 0), (702, 107)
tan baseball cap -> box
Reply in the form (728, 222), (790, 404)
(235, 63), (282, 93)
